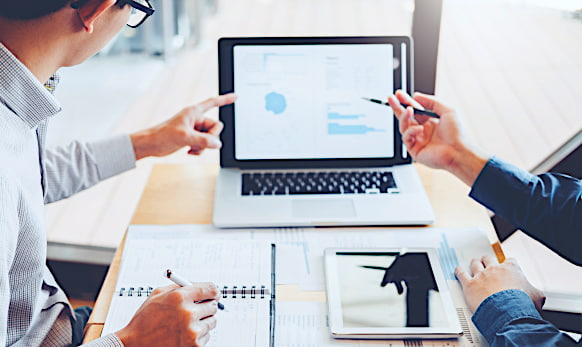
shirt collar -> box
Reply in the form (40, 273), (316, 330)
(0, 43), (61, 128)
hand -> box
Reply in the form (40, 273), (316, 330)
(115, 283), (221, 347)
(130, 94), (237, 160)
(454, 256), (545, 313)
(387, 90), (488, 186)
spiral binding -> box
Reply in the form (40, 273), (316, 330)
(118, 287), (154, 297)
(118, 285), (267, 298)
(221, 285), (267, 299)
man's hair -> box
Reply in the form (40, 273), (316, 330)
(0, 0), (71, 20)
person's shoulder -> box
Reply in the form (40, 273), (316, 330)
(0, 138), (20, 201)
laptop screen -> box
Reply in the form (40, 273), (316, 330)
(219, 37), (412, 169)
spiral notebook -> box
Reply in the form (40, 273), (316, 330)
(102, 227), (276, 346)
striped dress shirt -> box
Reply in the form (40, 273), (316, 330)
(0, 43), (135, 346)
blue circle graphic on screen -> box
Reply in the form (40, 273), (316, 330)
(265, 92), (287, 115)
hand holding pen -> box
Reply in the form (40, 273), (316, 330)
(384, 90), (487, 183)
(116, 277), (220, 347)
(166, 269), (225, 310)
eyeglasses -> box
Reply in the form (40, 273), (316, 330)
(70, 0), (155, 29)
(119, 0), (155, 28)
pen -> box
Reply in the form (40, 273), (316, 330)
(361, 97), (440, 119)
(165, 269), (225, 310)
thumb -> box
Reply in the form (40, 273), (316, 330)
(190, 131), (222, 150)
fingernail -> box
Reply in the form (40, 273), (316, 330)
(212, 139), (222, 148)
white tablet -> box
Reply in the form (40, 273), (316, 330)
(324, 248), (462, 339)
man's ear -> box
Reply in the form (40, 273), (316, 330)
(76, 0), (117, 33)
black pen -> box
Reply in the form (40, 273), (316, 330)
(362, 97), (440, 119)
(166, 269), (225, 310)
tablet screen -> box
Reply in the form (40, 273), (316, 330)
(335, 251), (450, 328)
(232, 44), (400, 160)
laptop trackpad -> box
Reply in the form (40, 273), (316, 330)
(292, 199), (356, 219)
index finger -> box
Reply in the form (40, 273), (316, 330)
(412, 92), (453, 117)
(195, 93), (237, 114)
(150, 284), (180, 297)
(454, 266), (471, 287)
(395, 89), (424, 109)
(181, 282), (219, 302)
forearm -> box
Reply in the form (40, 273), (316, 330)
(469, 157), (582, 265)
(446, 144), (489, 187)
(472, 290), (578, 346)
(44, 135), (136, 203)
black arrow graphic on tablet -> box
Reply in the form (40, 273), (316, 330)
(359, 253), (438, 327)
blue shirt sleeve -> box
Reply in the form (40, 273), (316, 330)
(469, 157), (582, 266)
(472, 289), (579, 346)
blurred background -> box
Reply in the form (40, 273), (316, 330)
(45, 0), (582, 308)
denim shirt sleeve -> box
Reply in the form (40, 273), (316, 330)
(472, 289), (579, 346)
(469, 157), (582, 266)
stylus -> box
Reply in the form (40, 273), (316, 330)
(362, 97), (441, 119)
(165, 269), (225, 310)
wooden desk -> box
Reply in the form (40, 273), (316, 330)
(83, 163), (502, 342)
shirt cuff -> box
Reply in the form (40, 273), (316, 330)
(472, 289), (542, 343)
(81, 333), (124, 347)
(90, 135), (137, 180)
(468, 156), (535, 214)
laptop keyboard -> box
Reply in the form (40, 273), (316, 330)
(242, 171), (398, 196)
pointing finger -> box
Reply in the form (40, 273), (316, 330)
(195, 94), (237, 114)
(454, 266), (471, 287)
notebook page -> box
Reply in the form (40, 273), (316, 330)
(101, 295), (145, 336)
(102, 228), (273, 339)
(208, 299), (271, 347)
(115, 229), (272, 288)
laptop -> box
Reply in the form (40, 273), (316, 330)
(213, 36), (435, 228)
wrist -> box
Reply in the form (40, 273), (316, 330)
(447, 144), (489, 187)
(114, 328), (132, 346)
(129, 129), (156, 161)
